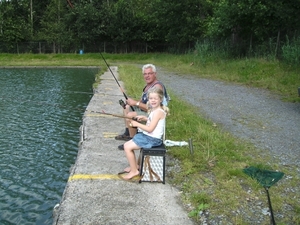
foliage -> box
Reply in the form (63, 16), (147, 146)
(37, 0), (70, 53)
(0, 0), (32, 50)
(193, 39), (231, 64)
(282, 36), (300, 65)
(0, 0), (299, 61)
(188, 203), (209, 219)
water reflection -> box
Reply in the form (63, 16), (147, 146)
(0, 68), (97, 224)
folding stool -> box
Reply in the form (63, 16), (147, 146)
(138, 143), (166, 184)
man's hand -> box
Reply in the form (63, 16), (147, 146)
(126, 98), (138, 106)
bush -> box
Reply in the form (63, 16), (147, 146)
(282, 36), (300, 65)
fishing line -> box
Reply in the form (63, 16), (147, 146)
(19, 88), (95, 95)
(0, 96), (86, 111)
(9, 88), (128, 97)
(0, 96), (135, 120)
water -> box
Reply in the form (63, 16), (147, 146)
(0, 68), (98, 225)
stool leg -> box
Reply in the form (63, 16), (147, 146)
(139, 150), (144, 183)
(162, 155), (165, 184)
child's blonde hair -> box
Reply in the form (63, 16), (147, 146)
(147, 87), (170, 115)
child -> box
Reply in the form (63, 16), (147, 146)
(119, 87), (169, 181)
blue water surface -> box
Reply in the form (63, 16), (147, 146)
(0, 68), (97, 225)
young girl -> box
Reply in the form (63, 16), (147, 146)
(119, 87), (169, 181)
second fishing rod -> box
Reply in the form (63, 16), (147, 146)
(99, 52), (135, 111)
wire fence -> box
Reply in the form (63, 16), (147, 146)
(0, 41), (195, 54)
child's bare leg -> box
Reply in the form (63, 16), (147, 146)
(123, 141), (140, 179)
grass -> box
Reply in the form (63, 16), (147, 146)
(1, 53), (299, 102)
(117, 63), (300, 224)
(1, 53), (300, 224)
(0, 53), (300, 102)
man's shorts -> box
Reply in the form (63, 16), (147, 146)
(132, 106), (147, 116)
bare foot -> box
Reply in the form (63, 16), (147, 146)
(124, 167), (131, 173)
(123, 165), (139, 173)
(123, 171), (140, 180)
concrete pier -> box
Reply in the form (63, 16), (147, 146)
(53, 67), (194, 225)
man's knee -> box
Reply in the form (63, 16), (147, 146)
(123, 105), (130, 114)
(127, 111), (137, 117)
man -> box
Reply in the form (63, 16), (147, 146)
(115, 64), (169, 150)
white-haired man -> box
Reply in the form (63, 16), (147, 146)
(116, 64), (169, 150)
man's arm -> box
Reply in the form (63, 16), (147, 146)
(126, 98), (147, 111)
(134, 100), (147, 111)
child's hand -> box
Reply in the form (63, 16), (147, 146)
(135, 115), (147, 121)
(130, 120), (138, 127)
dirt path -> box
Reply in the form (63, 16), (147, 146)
(157, 67), (300, 172)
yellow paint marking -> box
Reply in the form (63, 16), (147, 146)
(103, 132), (118, 138)
(68, 174), (120, 182)
(105, 88), (113, 90)
(98, 101), (113, 105)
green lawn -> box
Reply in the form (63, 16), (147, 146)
(1, 53), (299, 224)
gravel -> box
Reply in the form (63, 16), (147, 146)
(156, 67), (300, 224)
(158, 67), (300, 169)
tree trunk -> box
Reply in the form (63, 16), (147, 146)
(249, 33), (253, 56)
(53, 42), (56, 53)
(30, 0), (33, 36)
(275, 30), (280, 58)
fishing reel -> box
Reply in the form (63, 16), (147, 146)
(119, 99), (126, 109)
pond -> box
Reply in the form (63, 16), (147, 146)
(0, 68), (98, 224)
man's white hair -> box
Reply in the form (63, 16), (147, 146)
(142, 64), (156, 73)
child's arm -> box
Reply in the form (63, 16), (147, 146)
(130, 110), (164, 133)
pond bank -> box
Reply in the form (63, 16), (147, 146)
(52, 67), (194, 225)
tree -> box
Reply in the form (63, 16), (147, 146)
(107, 0), (142, 52)
(0, 0), (32, 52)
(206, 0), (300, 56)
(149, 0), (210, 52)
(63, 1), (112, 52)
(38, 0), (69, 53)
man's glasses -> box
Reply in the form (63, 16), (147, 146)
(143, 72), (155, 76)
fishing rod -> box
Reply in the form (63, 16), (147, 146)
(99, 52), (135, 111)
(87, 110), (137, 121)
